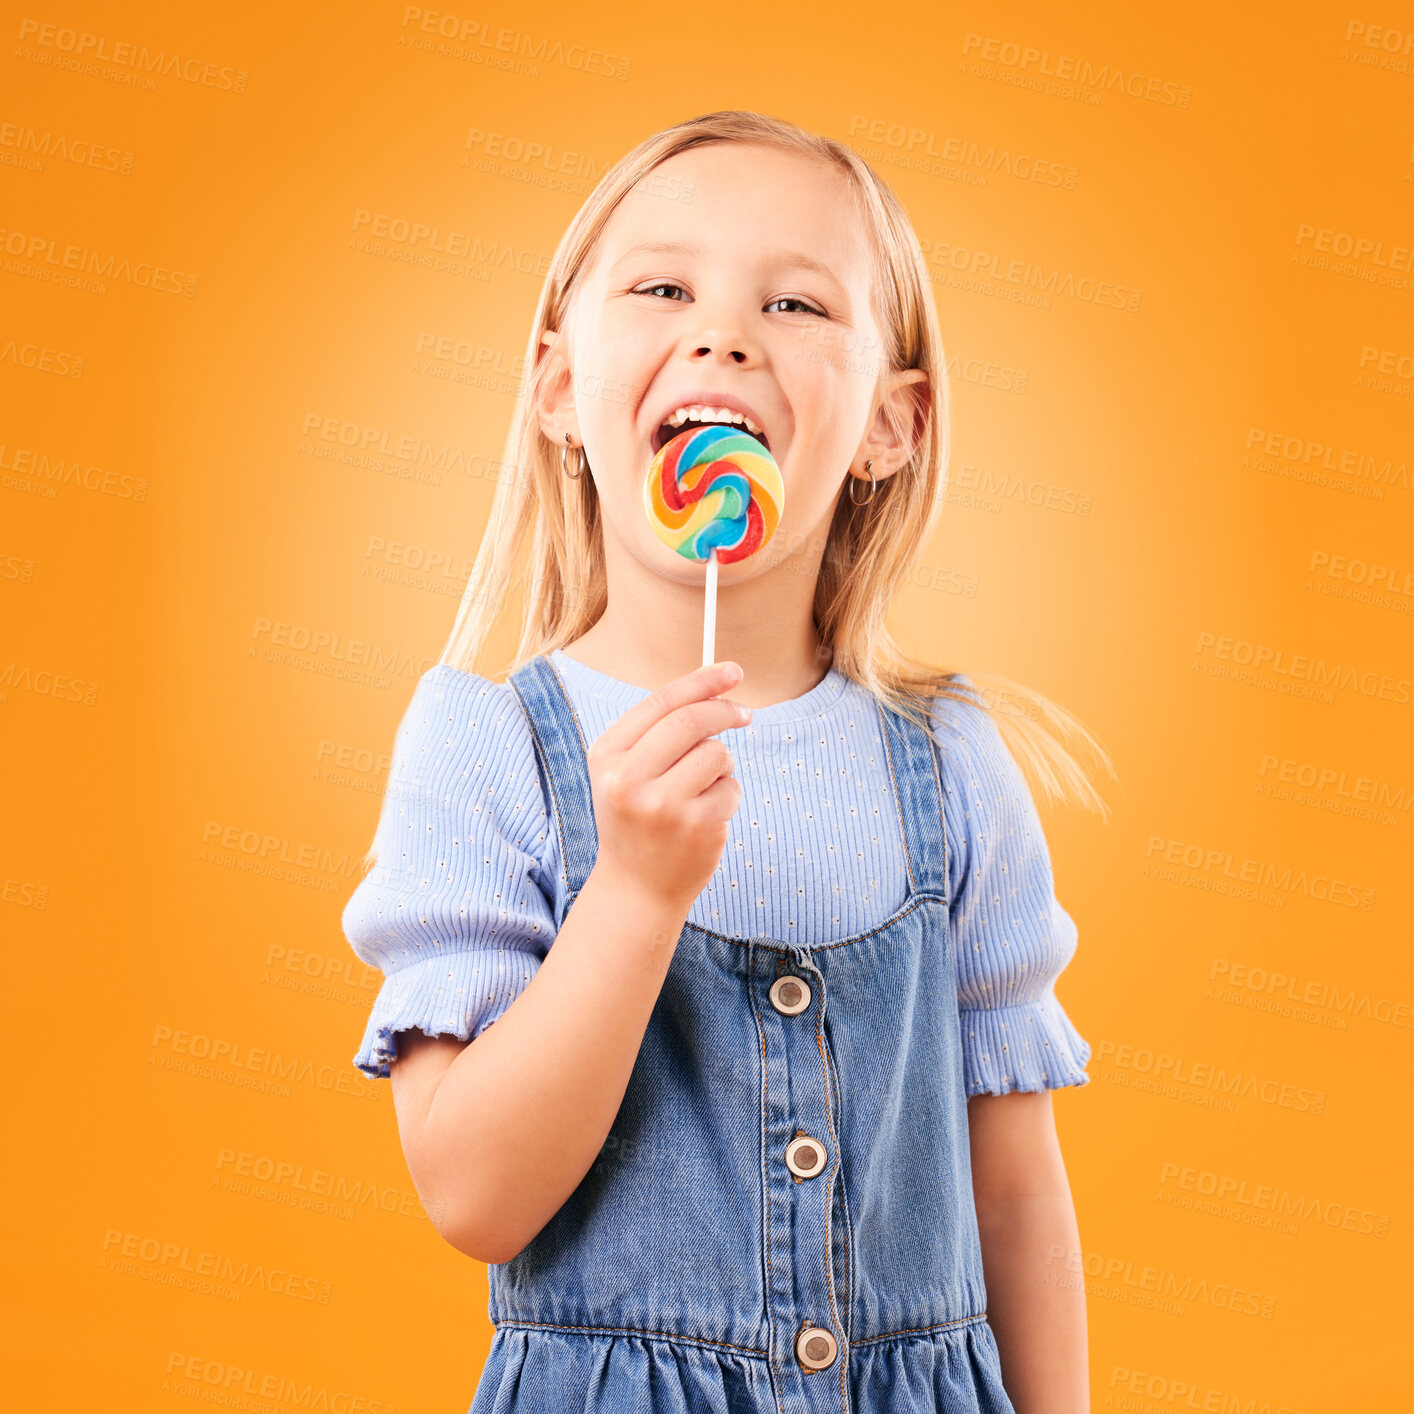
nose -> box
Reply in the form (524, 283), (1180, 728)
(682, 306), (759, 365)
(690, 340), (750, 364)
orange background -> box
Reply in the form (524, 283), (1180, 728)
(5, 3), (1411, 1408)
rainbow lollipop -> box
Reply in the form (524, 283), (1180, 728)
(643, 423), (786, 666)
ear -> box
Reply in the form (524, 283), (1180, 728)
(862, 369), (930, 480)
(534, 327), (579, 447)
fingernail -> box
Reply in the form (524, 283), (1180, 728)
(722, 662), (743, 683)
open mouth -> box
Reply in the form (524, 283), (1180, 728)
(651, 416), (772, 458)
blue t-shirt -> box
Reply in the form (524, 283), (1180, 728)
(342, 649), (1091, 1096)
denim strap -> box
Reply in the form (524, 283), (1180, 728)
(507, 654), (599, 916)
(873, 696), (949, 900)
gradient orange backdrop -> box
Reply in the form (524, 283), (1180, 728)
(5, 3), (1411, 1408)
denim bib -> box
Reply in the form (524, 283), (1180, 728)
(471, 653), (1017, 1413)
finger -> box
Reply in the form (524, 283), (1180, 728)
(691, 771), (745, 819)
(629, 697), (750, 783)
(593, 660), (744, 757)
(657, 735), (738, 800)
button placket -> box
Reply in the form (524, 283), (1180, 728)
(755, 940), (847, 1396)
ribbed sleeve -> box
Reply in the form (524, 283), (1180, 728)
(342, 665), (555, 1079)
(933, 678), (1092, 1097)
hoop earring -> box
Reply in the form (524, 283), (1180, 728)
(561, 433), (587, 480)
(848, 458), (876, 506)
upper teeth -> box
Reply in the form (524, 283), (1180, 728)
(665, 404), (763, 436)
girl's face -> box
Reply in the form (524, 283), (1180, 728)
(547, 141), (913, 586)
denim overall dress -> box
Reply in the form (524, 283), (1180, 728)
(471, 654), (1018, 1414)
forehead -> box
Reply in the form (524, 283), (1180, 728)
(593, 142), (872, 290)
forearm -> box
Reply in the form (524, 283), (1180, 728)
(976, 1187), (1088, 1414)
(405, 865), (686, 1262)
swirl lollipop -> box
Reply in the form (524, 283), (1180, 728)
(643, 423), (786, 666)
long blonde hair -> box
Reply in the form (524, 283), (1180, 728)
(373, 111), (1113, 870)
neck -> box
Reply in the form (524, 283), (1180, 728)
(560, 528), (833, 709)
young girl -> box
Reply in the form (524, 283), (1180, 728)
(343, 110), (1110, 1414)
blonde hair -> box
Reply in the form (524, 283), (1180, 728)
(369, 110), (1113, 871)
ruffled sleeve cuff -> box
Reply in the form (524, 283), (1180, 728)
(960, 990), (1092, 1097)
(352, 947), (542, 1079)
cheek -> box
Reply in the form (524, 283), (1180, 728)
(575, 327), (653, 435)
(782, 354), (874, 427)
(780, 392), (857, 462)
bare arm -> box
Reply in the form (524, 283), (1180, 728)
(390, 868), (686, 1261)
(387, 661), (751, 1265)
(969, 1090), (1089, 1414)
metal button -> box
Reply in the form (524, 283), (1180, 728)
(795, 1324), (838, 1370)
(784, 1133), (827, 1180)
(769, 974), (811, 1015)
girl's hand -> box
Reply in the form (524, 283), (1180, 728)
(585, 660), (751, 916)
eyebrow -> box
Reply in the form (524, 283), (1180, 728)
(611, 240), (845, 286)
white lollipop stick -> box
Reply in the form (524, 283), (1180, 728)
(702, 546), (718, 668)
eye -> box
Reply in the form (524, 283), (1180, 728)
(630, 283), (828, 318)
(766, 296), (828, 318)
(632, 281), (690, 301)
